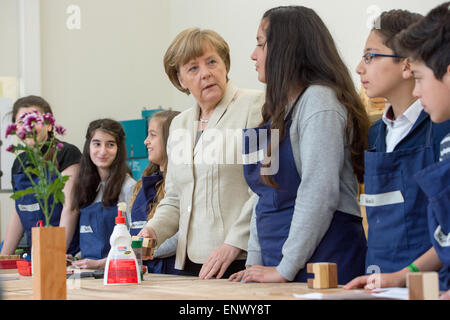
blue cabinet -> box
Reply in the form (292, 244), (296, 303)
(121, 118), (148, 159)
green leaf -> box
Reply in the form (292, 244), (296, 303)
(10, 187), (35, 200)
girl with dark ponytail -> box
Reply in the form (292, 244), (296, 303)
(230, 6), (369, 284)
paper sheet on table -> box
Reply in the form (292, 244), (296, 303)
(293, 287), (408, 300)
(369, 287), (408, 300)
(293, 290), (376, 300)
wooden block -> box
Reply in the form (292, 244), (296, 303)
(32, 227), (67, 300)
(140, 237), (156, 260)
(142, 238), (156, 248)
(407, 272), (439, 300)
(306, 263), (338, 289)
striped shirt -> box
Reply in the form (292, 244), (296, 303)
(440, 133), (450, 161)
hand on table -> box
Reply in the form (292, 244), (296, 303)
(228, 265), (288, 283)
(343, 270), (406, 290)
(441, 289), (450, 300)
(198, 244), (241, 280)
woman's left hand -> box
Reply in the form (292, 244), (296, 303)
(240, 265), (288, 283)
(199, 244), (241, 280)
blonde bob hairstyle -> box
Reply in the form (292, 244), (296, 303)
(163, 27), (231, 95)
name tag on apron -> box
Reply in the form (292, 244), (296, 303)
(130, 220), (147, 229)
(360, 191), (404, 207)
(80, 225), (94, 233)
(434, 225), (450, 247)
(18, 203), (40, 212)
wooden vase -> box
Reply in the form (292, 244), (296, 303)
(32, 226), (67, 300)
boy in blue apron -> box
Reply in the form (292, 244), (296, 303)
(133, 111), (184, 275)
(0, 96), (81, 258)
(229, 6), (369, 284)
(68, 119), (136, 269)
(345, 6), (450, 292)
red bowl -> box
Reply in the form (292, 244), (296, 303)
(16, 260), (32, 276)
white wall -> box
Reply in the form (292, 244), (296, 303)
(167, 0), (444, 109)
(0, 0), (445, 241)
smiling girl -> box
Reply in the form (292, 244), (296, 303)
(69, 119), (136, 269)
(130, 110), (184, 274)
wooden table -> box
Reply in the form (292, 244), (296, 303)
(1, 270), (377, 300)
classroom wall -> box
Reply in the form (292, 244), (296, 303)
(0, 0), (445, 241)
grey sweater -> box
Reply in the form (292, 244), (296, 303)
(246, 85), (361, 281)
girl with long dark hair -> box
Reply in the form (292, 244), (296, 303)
(230, 6), (370, 284)
(69, 118), (136, 269)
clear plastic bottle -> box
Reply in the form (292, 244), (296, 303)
(104, 203), (141, 285)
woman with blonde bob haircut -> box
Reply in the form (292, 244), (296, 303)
(138, 27), (265, 279)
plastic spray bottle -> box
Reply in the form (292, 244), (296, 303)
(104, 202), (141, 285)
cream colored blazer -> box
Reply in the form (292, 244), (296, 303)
(146, 81), (264, 270)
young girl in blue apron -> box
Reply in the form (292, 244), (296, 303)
(68, 119), (136, 269)
(229, 6), (369, 284)
(130, 110), (184, 275)
(0, 96), (81, 258)
(346, 3), (450, 295)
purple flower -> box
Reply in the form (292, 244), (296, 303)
(5, 124), (17, 138)
(17, 129), (27, 140)
(56, 142), (64, 150)
(42, 113), (55, 126)
(54, 125), (66, 136)
(6, 144), (15, 153)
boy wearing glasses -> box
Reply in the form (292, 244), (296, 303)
(346, 5), (450, 297)
(355, 8), (450, 286)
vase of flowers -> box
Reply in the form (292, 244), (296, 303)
(6, 110), (69, 300)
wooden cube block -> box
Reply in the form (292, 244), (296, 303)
(407, 272), (439, 300)
(140, 237), (156, 259)
(306, 263), (338, 289)
(142, 238), (156, 248)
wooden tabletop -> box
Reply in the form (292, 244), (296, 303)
(1, 269), (381, 300)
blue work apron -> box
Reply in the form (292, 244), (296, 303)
(13, 173), (79, 255)
(363, 119), (435, 273)
(79, 202), (117, 259)
(415, 158), (450, 290)
(129, 172), (162, 236)
(242, 103), (366, 284)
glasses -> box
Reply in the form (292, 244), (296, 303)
(362, 52), (403, 64)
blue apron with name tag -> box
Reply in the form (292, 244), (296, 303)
(242, 101), (366, 284)
(13, 173), (79, 255)
(129, 172), (162, 236)
(363, 119), (435, 274)
(79, 202), (117, 259)
(415, 158), (450, 290)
